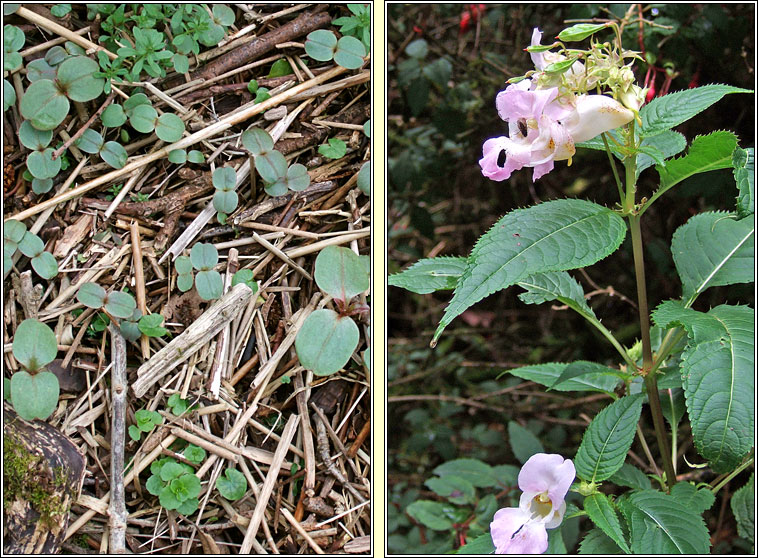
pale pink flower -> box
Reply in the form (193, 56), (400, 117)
(490, 453), (575, 554)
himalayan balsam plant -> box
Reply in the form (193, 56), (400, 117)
(389, 22), (754, 555)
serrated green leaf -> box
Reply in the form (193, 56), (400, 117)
(517, 271), (596, 319)
(433, 458), (497, 488)
(507, 420), (544, 464)
(295, 309), (359, 376)
(637, 130), (687, 177)
(730, 473), (754, 545)
(456, 533), (495, 554)
(733, 147), (754, 217)
(621, 489), (710, 554)
(640, 84), (752, 137)
(425, 475), (475, 505)
(584, 493), (631, 554)
(500, 362), (621, 394)
(656, 131), (738, 193)
(433, 199), (626, 344)
(671, 212), (753, 305)
(388, 256), (466, 294)
(405, 500), (455, 531)
(578, 528), (624, 554)
(670, 482), (715, 515)
(575, 394), (644, 483)
(608, 463), (651, 491)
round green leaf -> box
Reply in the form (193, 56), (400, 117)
(4, 52), (21, 72)
(4, 79), (16, 111)
(241, 128), (273, 155)
(26, 59), (57, 82)
(4, 24), (25, 54)
(176, 497), (198, 515)
(119, 320), (141, 342)
(10, 370), (60, 421)
(174, 255), (193, 275)
(31, 178), (53, 194)
(3, 5), (19, 15)
(304, 29), (337, 62)
(20, 79), (69, 131)
(295, 309), (360, 376)
(177, 273), (194, 292)
(123, 93), (151, 116)
(334, 36), (366, 69)
(65, 41), (85, 56)
(284, 163), (310, 191)
(187, 150), (205, 163)
(104, 291), (137, 319)
(213, 190), (238, 214)
(314, 245), (369, 301)
(173, 53), (189, 74)
(76, 282), (106, 308)
(19, 120), (53, 150)
(190, 243), (218, 270)
(12, 319), (59, 372)
(357, 161), (370, 195)
(363, 119), (370, 137)
(255, 150), (287, 183)
(145, 473), (164, 495)
(4, 219), (27, 246)
(56, 56), (104, 102)
(173, 473), (202, 500)
(17, 231), (44, 258)
(155, 112), (185, 142)
(138, 313), (168, 337)
(159, 484), (181, 510)
(31, 251), (58, 279)
(212, 166), (237, 191)
(160, 461), (186, 482)
(129, 104), (158, 133)
(26, 148), (62, 179)
(264, 177), (288, 197)
(50, 4), (72, 17)
(198, 23), (225, 46)
(75, 128), (104, 154)
(101, 103), (127, 127)
(405, 39), (428, 59)
(231, 269), (257, 292)
(100, 141), (127, 168)
(184, 445), (206, 464)
(45, 46), (68, 66)
(168, 149), (187, 164)
(195, 270), (223, 300)
(318, 138), (347, 159)
(212, 4), (235, 26)
(268, 59), (292, 78)
(215, 468), (247, 500)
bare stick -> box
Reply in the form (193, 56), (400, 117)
(294, 371), (317, 495)
(240, 414), (300, 554)
(107, 325), (127, 553)
(132, 283), (256, 397)
(6, 65), (348, 223)
(130, 221), (150, 359)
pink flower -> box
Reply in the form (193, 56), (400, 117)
(490, 453), (575, 554)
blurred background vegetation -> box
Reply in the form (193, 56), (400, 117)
(386, 3), (754, 554)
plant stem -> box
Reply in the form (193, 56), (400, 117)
(625, 156), (677, 491)
(711, 456), (754, 495)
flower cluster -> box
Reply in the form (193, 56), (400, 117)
(479, 28), (635, 182)
(490, 453), (576, 554)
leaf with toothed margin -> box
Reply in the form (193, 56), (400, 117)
(432, 199), (626, 345)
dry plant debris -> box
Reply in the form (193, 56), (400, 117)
(3, 3), (371, 554)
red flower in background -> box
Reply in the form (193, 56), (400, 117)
(459, 4), (486, 34)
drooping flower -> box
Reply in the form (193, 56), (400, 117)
(490, 453), (575, 554)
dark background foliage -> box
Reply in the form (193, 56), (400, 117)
(386, 3), (755, 554)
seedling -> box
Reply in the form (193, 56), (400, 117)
(4, 24), (25, 72)
(190, 243), (222, 301)
(128, 409), (163, 442)
(304, 29), (366, 70)
(167, 393), (193, 416)
(241, 128), (310, 196)
(215, 468), (247, 501)
(319, 138), (347, 160)
(357, 160), (370, 195)
(295, 246), (369, 376)
(333, 4), (371, 51)
(268, 59), (292, 78)
(74, 129), (128, 169)
(146, 457), (200, 515)
(138, 313), (169, 337)
(212, 166), (238, 223)
(76, 282), (137, 319)
(5, 225), (59, 280)
(9, 319), (60, 421)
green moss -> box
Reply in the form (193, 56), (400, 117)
(3, 433), (69, 527)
